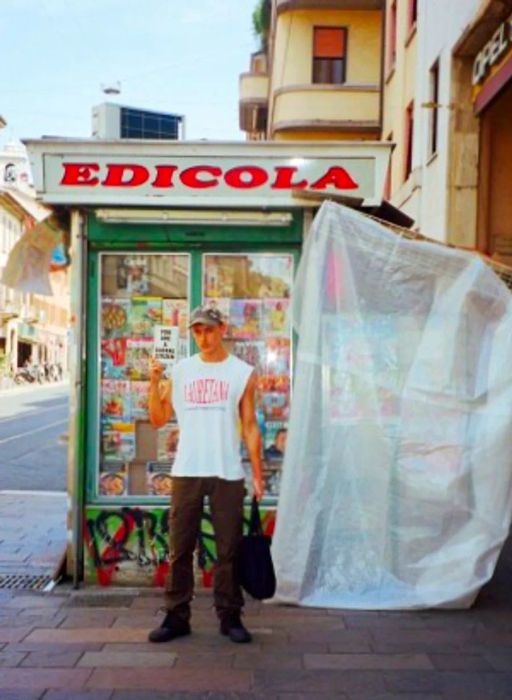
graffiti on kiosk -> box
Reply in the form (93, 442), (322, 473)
(84, 505), (276, 587)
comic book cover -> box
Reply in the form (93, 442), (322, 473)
(146, 462), (174, 496)
(162, 299), (189, 337)
(229, 300), (261, 340)
(101, 421), (136, 462)
(157, 424), (180, 462)
(129, 297), (162, 338)
(117, 255), (149, 295)
(262, 299), (290, 337)
(232, 340), (266, 373)
(131, 381), (150, 420)
(101, 380), (131, 420)
(101, 336), (128, 379)
(99, 462), (128, 497)
(101, 298), (130, 338)
(125, 339), (153, 380)
(261, 392), (289, 421)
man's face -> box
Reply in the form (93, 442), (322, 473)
(191, 322), (226, 354)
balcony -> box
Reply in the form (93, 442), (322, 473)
(271, 83), (380, 136)
(239, 72), (269, 134)
(276, 0), (384, 14)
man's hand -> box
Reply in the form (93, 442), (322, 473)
(253, 473), (264, 501)
(149, 358), (165, 384)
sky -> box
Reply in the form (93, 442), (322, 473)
(0, 0), (258, 148)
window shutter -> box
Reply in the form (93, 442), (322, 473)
(313, 28), (345, 59)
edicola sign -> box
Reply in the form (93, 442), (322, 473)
(25, 140), (392, 208)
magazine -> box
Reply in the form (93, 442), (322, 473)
(131, 380), (150, 420)
(262, 299), (290, 337)
(229, 299), (261, 340)
(264, 421), (287, 461)
(101, 380), (131, 420)
(125, 339), (153, 380)
(101, 338), (128, 380)
(232, 340), (266, 373)
(101, 298), (129, 337)
(101, 421), (136, 462)
(162, 299), (189, 337)
(146, 461), (174, 496)
(117, 255), (149, 295)
(99, 462), (128, 497)
(157, 423), (180, 461)
(261, 392), (289, 421)
(264, 338), (291, 375)
(258, 373), (290, 393)
(129, 296), (162, 338)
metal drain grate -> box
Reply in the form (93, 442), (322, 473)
(0, 574), (55, 591)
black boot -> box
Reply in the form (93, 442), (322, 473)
(219, 611), (252, 644)
(148, 610), (191, 643)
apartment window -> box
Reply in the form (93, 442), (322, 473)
(404, 101), (414, 181)
(384, 132), (393, 200)
(312, 27), (347, 84)
(388, 1), (397, 71)
(408, 0), (418, 32)
(428, 60), (440, 158)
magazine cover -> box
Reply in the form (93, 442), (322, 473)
(232, 340), (266, 373)
(131, 380), (150, 420)
(125, 339), (153, 380)
(146, 462), (174, 496)
(264, 337), (291, 375)
(101, 338), (128, 379)
(258, 373), (290, 393)
(261, 392), (289, 421)
(129, 296), (162, 338)
(157, 423), (180, 461)
(203, 297), (231, 324)
(117, 255), (149, 295)
(204, 260), (235, 297)
(264, 422), (287, 461)
(154, 325), (179, 377)
(162, 299), (189, 337)
(262, 299), (290, 337)
(101, 298), (130, 338)
(99, 462), (128, 497)
(101, 421), (136, 461)
(101, 380), (131, 420)
(229, 299), (261, 340)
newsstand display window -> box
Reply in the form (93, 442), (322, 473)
(203, 253), (294, 498)
(98, 253), (190, 498)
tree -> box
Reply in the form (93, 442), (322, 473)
(252, 0), (271, 52)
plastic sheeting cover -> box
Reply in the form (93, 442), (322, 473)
(272, 201), (512, 609)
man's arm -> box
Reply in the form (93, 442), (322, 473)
(148, 358), (173, 428)
(240, 372), (264, 501)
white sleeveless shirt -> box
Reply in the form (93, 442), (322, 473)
(171, 353), (254, 480)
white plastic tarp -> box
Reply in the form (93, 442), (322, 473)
(272, 201), (512, 609)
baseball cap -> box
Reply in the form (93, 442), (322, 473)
(188, 304), (225, 327)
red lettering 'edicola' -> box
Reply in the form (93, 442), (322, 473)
(224, 166), (268, 189)
(60, 163), (100, 186)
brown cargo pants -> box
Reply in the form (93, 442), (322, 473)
(164, 476), (245, 622)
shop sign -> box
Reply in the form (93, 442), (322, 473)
(472, 13), (512, 86)
(29, 146), (390, 207)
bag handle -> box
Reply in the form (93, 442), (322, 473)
(249, 496), (264, 536)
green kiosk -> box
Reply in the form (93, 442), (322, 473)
(24, 139), (390, 586)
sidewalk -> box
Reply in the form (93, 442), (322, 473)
(0, 534), (511, 700)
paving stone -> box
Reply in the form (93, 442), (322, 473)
(9, 642), (104, 653)
(439, 671), (512, 695)
(303, 653), (433, 671)
(348, 695), (442, 700)
(23, 627), (151, 644)
(0, 628), (34, 643)
(428, 653), (494, 671)
(20, 649), (84, 667)
(381, 670), (444, 693)
(233, 652), (302, 670)
(0, 691), (44, 700)
(174, 651), (234, 667)
(0, 668), (92, 689)
(66, 595), (135, 609)
(6, 596), (65, 609)
(87, 667), (252, 692)
(110, 693), (267, 700)
(41, 692), (113, 700)
(59, 613), (117, 629)
(484, 650), (512, 671)
(370, 629), (472, 653)
(79, 650), (177, 667)
(0, 648), (27, 667)
(253, 670), (384, 694)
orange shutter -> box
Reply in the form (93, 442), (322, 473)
(314, 28), (345, 58)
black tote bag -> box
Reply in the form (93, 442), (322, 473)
(238, 496), (276, 600)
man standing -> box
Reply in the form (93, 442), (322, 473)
(148, 305), (264, 645)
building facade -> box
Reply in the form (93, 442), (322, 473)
(0, 145), (70, 378)
(240, 1), (385, 141)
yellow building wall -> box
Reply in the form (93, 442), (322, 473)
(269, 9), (383, 135)
(382, 0), (417, 199)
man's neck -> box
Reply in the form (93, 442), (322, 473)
(199, 348), (229, 363)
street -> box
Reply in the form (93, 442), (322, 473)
(0, 383), (69, 491)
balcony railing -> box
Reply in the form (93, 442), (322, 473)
(276, 0), (384, 14)
(271, 83), (380, 135)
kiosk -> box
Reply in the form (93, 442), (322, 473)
(24, 139), (391, 586)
